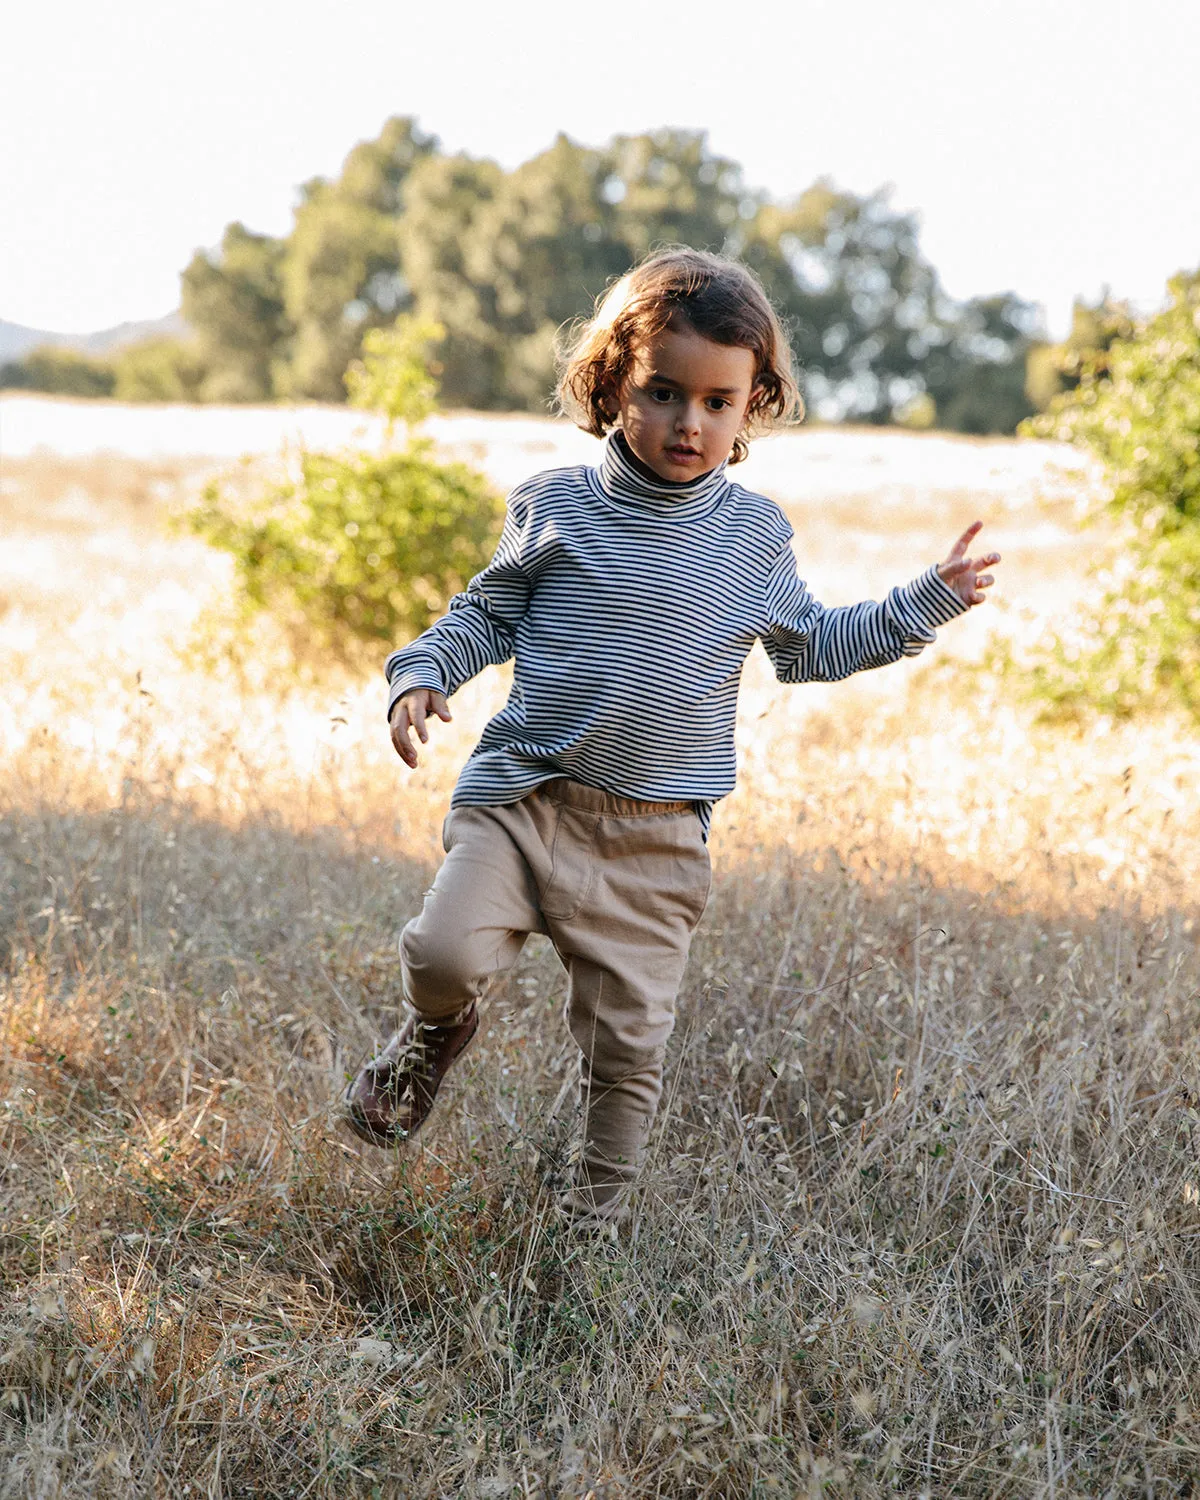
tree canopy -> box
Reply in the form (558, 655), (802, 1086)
(2, 117), (1044, 432)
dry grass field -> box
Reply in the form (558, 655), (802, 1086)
(2, 399), (1199, 1498)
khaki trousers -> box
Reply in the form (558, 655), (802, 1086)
(400, 779), (711, 1218)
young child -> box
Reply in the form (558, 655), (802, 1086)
(345, 247), (1000, 1224)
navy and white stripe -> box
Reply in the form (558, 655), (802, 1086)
(385, 433), (967, 835)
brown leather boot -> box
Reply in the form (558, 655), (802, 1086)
(344, 1005), (478, 1146)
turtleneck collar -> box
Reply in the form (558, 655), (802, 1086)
(589, 430), (732, 520)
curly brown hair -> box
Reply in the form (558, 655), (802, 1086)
(558, 246), (802, 464)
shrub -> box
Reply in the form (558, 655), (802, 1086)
(0, 346), (116, 397)
(1031, 272), (1200, 530)
(1018, 528), (1200, 722)
(1024, 296), (1137, 412)
(112, 336), (209, 402)
(1015, 271), (1200, 720)
(189, 317), (502, 656)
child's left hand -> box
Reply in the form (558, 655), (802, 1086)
(937, 521), (1001, 607)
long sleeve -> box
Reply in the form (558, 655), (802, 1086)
(760, 539), (968, 685)
(383, 445), (974, 836)
(384, 489), (533, 719)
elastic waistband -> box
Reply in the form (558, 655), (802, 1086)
(536, 777), (693, 819)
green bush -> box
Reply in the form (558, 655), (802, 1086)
(1031, 272), (1200, 529)
(112, 336), (209, 402)
(0, 346), (116, 397)
(1018, 528), (1200, 722)
(189, 317), (502, 655)
(1015, 271), (1200, 720)
(1024, 296), (1137, 413)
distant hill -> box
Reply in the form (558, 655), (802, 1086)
(0, 312), (187, 362)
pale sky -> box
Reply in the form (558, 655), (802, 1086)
(3, 0), (1197, 338)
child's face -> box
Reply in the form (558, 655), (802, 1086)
(615, 322), (758, 483)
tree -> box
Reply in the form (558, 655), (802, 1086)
(280, 116), (436, 400)
(452, 135), (629, 409)
(604, 129), (751, 260)
(744, 184), (943, 423)
(13, 117), (1052, 433)
(410, 129), (751, 411)
(923, 292), (1041, 435)
(396, 150), (506, 409)
(744, 187), (1038, 429)
(181, 223), (290, 401)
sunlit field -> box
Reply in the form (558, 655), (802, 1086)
(3, 396), (1199, 1498)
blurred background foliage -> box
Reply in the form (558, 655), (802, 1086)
(3, 116), (1063, 433)
(1000, 272), (1200, 721)
(188, 315), (503, 657)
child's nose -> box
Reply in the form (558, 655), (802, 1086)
(676, 401), (702, 433)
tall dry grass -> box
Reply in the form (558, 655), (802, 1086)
(2, 423), (1199, 1497)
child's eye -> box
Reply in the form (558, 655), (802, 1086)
(707, 398), (730, 411)
(649, 388), (674, 404)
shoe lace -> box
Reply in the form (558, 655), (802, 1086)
(389, 1021), (451, 1086)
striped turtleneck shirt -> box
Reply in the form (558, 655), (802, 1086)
(385, 432), (968, 835)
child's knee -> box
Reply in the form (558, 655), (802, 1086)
(400, 921), (486, 1016)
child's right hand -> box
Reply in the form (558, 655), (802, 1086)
(390, 689), (452, 768)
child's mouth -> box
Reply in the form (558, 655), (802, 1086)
(666, 446), (701, 461)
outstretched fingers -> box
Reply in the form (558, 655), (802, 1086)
(947, 520), (983, 563)
(965, 555), (1001, 604)
(937, 529), (1002, 607)
(942, 548), (1002, 581)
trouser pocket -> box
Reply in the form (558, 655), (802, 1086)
(540, 805), (600, 920)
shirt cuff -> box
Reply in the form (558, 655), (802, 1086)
(385, 657), (447, 720)
(894, 563), (969, 634)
